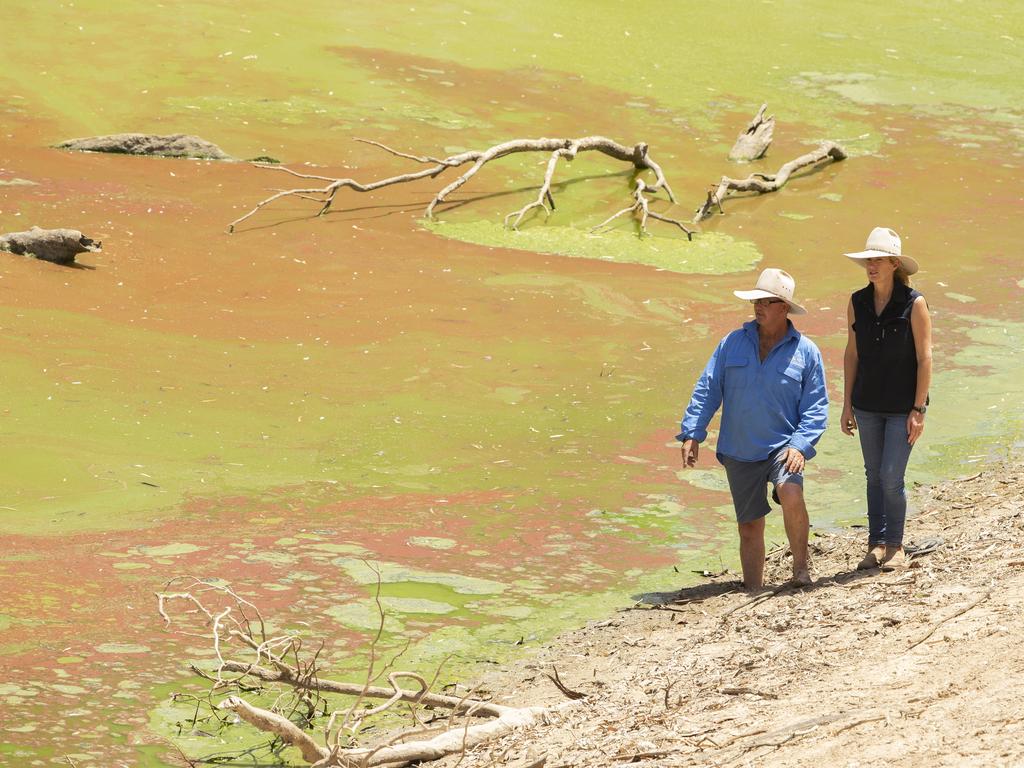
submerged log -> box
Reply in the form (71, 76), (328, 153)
(0, 226), (102, 265)
(728, 104), (775, 162)
(694, 141), (847, 223)
(57, 133), (232, 160)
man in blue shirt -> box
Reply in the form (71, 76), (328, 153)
(678, 268), (828, 590)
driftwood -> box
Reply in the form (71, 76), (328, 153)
(728, 104), (775, 162)
(0, 226), (101, 265)
(694, 141), (847, 223)
(228, 136), (691, 237)
(220, 695), (550, 767)
(57, 133), (232, 160)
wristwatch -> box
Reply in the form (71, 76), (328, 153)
(912, 404), (927, 414)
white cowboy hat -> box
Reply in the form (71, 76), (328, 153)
(733, 267), (806, 315)
(844, 227), (919, 275)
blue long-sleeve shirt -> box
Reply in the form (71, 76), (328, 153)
(678, 321), (828, 462)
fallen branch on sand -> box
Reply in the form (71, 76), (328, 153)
(156, 575), (569, 767)
(694, 141), (847, 223)
(228, 136), (691, 238)
(906, 591), (991, 651)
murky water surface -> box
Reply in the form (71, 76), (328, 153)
(1, 1), (1022, 764)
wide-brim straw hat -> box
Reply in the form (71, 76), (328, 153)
(733, 267), (806, 315)
(844, 226), (919, 275)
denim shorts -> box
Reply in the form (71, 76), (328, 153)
(719, 446), (804, 523)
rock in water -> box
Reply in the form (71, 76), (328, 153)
(0, 227), (102, 265)
(57, 133), (232, 160)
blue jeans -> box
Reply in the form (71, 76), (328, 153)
(854, 408), (914, 547)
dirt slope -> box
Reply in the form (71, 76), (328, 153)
(447, 461), (1024, 767)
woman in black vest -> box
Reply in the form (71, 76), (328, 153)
(840, 227), (933, 570)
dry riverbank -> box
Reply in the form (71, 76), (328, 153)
(446, 460), (1024, 767)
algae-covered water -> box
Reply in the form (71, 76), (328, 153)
(1, 1), (1022, 764)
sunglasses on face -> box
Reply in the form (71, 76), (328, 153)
(750, 298), (784, 306)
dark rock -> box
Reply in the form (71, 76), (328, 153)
(57, 133), (232, 160)
(0, 227), (102, 265)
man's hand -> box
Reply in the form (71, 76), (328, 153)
(783, 446), (805, 474)
(680, 439), (699, 468)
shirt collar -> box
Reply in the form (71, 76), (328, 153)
(868, 281), (910, 306)
(743, 319), (800, 345)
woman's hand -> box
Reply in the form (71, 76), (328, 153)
(841, 406), (857, 436)
(907, 410), (925, 445)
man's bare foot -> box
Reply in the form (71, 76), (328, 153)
(857, 543), (887, 570)
(791, 568), (812, 587)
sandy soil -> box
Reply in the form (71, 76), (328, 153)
(438, 460), (1024, 767)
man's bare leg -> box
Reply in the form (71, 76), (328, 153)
(737, 517), (766, 590)
(777, 482), (810, 584)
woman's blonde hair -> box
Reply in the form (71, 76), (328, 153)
(892, 258), (912, 287)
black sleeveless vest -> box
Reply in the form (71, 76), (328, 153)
(851, 282), (924, 414)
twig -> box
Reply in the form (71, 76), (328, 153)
(906, 592), (992, 650)
(719, 582), (791, 619)
(720, 686), (779, 700)
(543, 666), (586, 700)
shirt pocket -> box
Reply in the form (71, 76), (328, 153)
(723, 350), (751, 392)
(879, 317), (912, 353)
(777, 354), (804, 388)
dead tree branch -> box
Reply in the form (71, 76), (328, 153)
(157, 577), (564, 767)
(591, 177), (694, 239)
(728, 104), (775, 162)
(228, 136), (683, 237)
(694, 140), (847, 223)
(220, 661), (508, 717)
(220, 696), (329, 764)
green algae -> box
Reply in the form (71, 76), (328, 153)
(678, 469), (732, 494)
(426, 220), (762, 274)
(306, 542), (372, 555)
(325, 602), (406, 633)
(135, 543), (203, 558)
(332, 558), (507, 595)
(95, 643), (151, 654)
(51, 683), (89, 695)
(407, 536), (458, 550)
(379, 597), (458, 614)
(0, 297), (687, 537)
(243, 550), (298, 566)
(148, 679), (308, 767)
(944, 292), (977, 304)
(0, 683), (39, 696)
(1, 0), (1021, 166)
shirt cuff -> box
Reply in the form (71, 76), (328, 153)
(787, 435), (816, 461)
